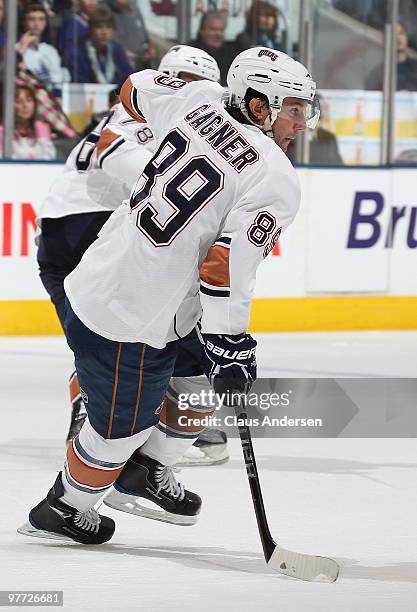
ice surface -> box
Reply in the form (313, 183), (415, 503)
(1, 333), (416, 611)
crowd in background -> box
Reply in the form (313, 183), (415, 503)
(0, 0), (416, 163)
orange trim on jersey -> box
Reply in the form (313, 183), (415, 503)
(130, 344), (147, 435)
(69, 372), (80, 403)
(119, 78), (146, 123)
(66, 443), (123, 488)
(200, 244), (230, 287)
(107, 343), (122, 439)
(97, 129), (121, 158)
(159, 397), (211, 433)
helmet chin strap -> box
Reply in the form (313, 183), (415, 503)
(239, 101), (280, 139)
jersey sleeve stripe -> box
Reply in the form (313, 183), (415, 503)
(200, 244), (230, 288)
(97, 128), (125, 159)
(98, 137), (126, 169)
(214, 236), (231, 248)
(119, 77), (146, 123)
(200, 285), (230, 298)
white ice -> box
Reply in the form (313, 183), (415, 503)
(1, 332), (416, 612)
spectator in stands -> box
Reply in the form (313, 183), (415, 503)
(188, 11), (238, 85)
(58, 0), (98, 67)
(65, 7), (132, 84)
(100, 0), (154, 69)
(17, 1), (72, 46)
(17, 3), (70, 97)
(0, 84), (56, 159)
(235, 1), (283, 53)
(366, 23), (417, 91)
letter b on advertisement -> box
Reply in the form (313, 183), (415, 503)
(347, 191), (384, 248)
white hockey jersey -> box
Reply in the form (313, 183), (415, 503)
(37, 103), (156, 222)
(64, 70), (300, 348)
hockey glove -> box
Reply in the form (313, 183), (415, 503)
(202, 333), (257, 394)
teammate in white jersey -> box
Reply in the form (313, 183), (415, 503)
(19, 47), (319, 544)
(37, 100), (155, 437)
(36, 46), (227, 466)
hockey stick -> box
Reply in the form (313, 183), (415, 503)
(232, 393), (339, 582)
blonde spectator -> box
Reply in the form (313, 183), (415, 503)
(0, 85), (56, 159)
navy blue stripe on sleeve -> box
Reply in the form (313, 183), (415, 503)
(200, 284), (230, 298)
(98, 137), (126, 168)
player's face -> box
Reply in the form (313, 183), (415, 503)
(178, 72), (205, 82)
(0, 0), (4, 25)
(24, 11), (47, 37)
(15, 89), (36, 122)
(273, 98), (307, 151)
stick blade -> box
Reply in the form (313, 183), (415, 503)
(268, 546), (340, 582)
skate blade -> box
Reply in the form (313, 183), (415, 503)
(176, 444), (229, 467)
(17, 522), (74, 542)
(103, 491), (198, 526)
(268, 546), (340, 583)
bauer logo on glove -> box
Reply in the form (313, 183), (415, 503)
(205, 338), (257, 361)
(202, 333), (257, 394)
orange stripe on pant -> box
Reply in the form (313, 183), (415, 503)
(130, 344), (147, 435)
(66, 444), (123, 488)
(107, 343), (122, 439)
(159, 397), (212, 434)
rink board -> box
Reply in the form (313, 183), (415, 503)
(1, 296), (417, 336)
(1, 161), (417, 334)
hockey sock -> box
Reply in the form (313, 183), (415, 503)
(139, 376), (215, 465)
(61, 418), (153, 510)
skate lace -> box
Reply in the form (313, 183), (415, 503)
(73, 508), (101, 533)
(155, 465), (185, 501)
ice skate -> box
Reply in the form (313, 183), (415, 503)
(18, 472), (115, 544)
(103, 450), (201, 526)
(176, 428), (229, 466)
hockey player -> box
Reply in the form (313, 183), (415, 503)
(36, 45), (227, 466)
(19, 47), (319, 544)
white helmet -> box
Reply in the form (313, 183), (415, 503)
(227, 47), (319, 136)
(158, 45), (220, 83)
